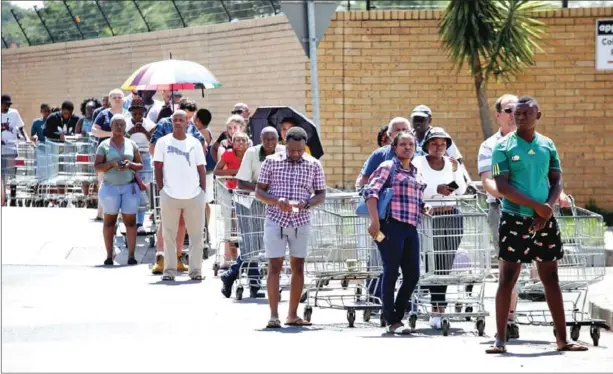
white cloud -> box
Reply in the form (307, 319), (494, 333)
(10, 1), (45, 10)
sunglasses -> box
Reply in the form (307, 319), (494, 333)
(231, 110), (244, 115)
(502, 108), (514, 114)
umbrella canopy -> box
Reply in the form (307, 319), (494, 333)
(250, 106), (324, 160)
(121, 59), (222, 91)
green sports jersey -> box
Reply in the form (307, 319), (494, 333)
(491, 132), (561, 217)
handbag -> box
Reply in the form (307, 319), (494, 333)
(355, 164), (397, 220)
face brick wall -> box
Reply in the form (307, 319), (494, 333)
(1, 16), (308, 140)
(308, 7), (613, 209)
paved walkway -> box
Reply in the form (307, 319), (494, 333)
(2, 208), (612, 372)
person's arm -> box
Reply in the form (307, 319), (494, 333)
(153, 137), (165, 190)
(94, 145), (117, 173)
(357, 151), (384, 189)
(305, 161), (327, 209)
(546, 143), (563, 207)
(194, 143), (207, 191)
(481, 171), (503, 199)
(75, 118), (84, 136)
(236, 149), (255, 191)
(149, 122), (167, 156)
(255, 159), (289, 210)
(477, 141), (502, 198)
(213, 157), (238, 177)
(91, 124), (112, 139)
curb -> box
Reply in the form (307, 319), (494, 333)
(588, 301), (613, 330)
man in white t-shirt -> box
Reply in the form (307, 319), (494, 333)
(154, 110), (207, 281)
(1, 95), (29, 206)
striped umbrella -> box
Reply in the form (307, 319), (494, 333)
(121, 59), (222, 91)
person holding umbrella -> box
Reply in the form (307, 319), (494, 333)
(279, 118), (311, 156)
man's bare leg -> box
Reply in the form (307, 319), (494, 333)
(287, 257), (305, 321)
(490, 261), (522, 351)
(267, 258), (283, 320)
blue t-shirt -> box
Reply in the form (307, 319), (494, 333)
(149, 117), (205, 145)
(93, 109), (130, 144)
(31, 118), (46, 143)
(360, 145), (395, 178)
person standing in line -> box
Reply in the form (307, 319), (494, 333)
(212, 103), (251, 161)
(486, 96), (587, 354)
(75, 99), (102, 137)
(154, 110), (207, 281)
(256, 127), (326, 328)
(363, 131), (428, 334)
(92, 95), (110, 125)
(1, 94), (29, 206)
(220, 126), (285, 298)
(193, 108), (215, 234)
(30, 103), (51, 143)
(43, 101), (79, 141)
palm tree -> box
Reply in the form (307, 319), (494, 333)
(439, 0), (547, 139)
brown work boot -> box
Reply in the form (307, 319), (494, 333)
(177, 256), (189, 272)
(151, 254), (164, 275)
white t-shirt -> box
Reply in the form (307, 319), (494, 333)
(412, 155), (467, 207)
(153, 134), (206, 199)
(1, 109), (25, 153)
(126, 117), (156, 152)
(146, 100), (165, 123)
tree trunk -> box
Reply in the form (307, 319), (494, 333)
(471, 54), (494, 140)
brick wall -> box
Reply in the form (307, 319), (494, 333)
(1, 16), (307, 139)
(309, 7), (613, 209)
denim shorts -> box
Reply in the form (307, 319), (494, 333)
(98, 183), (140, 215)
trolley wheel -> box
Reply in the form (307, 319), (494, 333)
(249, 288), (259, 299)
(355, 287), (362, 301)
(590, 325), (600, 347)
(316, 279), (326, 288)
(379, 316), (387, 328)
(363, 309), (372, 323)
(325, 280), (330, 286)
(509, 323), (520, 340)
(347, 309), (356, 328)
(148, 236), (155, 248)
(409, 314), (417, 330)
(570, 325), (581, 341)
(464, 306), (473, 321)
(455, 304), (462, 314)
(213, 263), (219, 277)
(476, 319), (485, 337)
(235, 286), (243, 301)
(304, 306), (313, 323)
(441, 319), (450, 336)
(202, 247), (209, 260)
(341, 279), (349, 289)
(300, 291), (308, 303)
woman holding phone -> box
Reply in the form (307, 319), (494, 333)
(363, 131), (428, 335)
(411, 128), (467, 330)
(95, 114), (143, 266)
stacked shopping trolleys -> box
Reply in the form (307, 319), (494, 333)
(302, 192), (383, 327)
(512, 197), (609, 346)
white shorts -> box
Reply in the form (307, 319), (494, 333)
(263, 218), (311, 259)
(205, 172), (214, 203)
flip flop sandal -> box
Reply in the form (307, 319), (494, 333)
(190, 275), (204, 281)
(557, 343), (588, 352)
(485, 346), (507, 354)
(161, 275), (175, 281)
(285, 318), (312, 327)
(266, 319), (282, 328)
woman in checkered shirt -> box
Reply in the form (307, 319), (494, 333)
(363, 131), (429, 335)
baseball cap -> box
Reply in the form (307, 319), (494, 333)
(1, 94), (12, 104)
(411, 104), (432, 118)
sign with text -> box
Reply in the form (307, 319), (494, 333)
(596, 19), (613, 71)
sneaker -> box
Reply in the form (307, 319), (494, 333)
(104, 258), (113, 266)
(177, 257), (189, 272)
(220, 273), (234, 298)
(429, 316), (442, 329)
(151, 254), (164, 275)
(137, 226), (146, 234)
(127, 257), (138, 265)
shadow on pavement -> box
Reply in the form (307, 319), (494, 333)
(496, 350), (563, 358)
(149, 279), (204, 286)
(254, 326), (325, 334)
(480, 339), (552, 346)
(232, 298), (270, 305)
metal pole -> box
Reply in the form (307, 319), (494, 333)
(1, 36), (9, 48)
(268, 0), (278, 14)
(33, 6), (55, 43)
(219, 0), (233, 22)
(133, 0), (151, 32)
(10, 9), (31, 46)
(366, 0), (372, 11)
(171, 0), (187, 27)
(95, 0), (115, 36)
(307, 0), (320, 133)
(63, 1), (85, 39)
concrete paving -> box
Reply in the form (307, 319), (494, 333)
(2, 207), (613, 373)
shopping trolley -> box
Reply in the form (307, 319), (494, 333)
(512, 197), (609, 346)
(411, 195), (491, 336)
(213, 177), (240, 276)
(4, 141), (39, 207)
(303, 192), (383, 327)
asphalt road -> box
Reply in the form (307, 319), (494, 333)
(2, 208), (612, 373)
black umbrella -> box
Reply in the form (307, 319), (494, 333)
(249, 106), (324, 159)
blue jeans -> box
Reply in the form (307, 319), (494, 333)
(377, 218), (420, 326)
(136, 152), (152, 226)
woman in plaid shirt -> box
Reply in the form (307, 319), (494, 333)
(363, 131), (429, 335)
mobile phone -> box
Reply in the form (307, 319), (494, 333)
(447, 181), (459, 190)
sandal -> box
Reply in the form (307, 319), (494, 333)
(285, 318), (312, 327)
(485, 345), (507, 354)
(161, 275), (175, 281)
(190, 275), (204, 281)
(557, 343), (588, 352)
(387, 323), (410, 335)
(266, 318), (282, 328)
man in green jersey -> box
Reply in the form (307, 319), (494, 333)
(487, 96), (587, 354)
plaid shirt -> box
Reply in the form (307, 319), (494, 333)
(363, 157), (426, 227)
(257, 152), (326, 228)
(149, 117), (205, 145)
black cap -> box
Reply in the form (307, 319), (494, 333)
(422, 127), (452, 153)
(1, 95), (12, 104)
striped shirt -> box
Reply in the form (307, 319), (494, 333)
(477, 130), (503, 203)
(363, 157), (426, 227)
(149, 117), (205, 145)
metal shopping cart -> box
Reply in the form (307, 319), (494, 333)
(303, 192), (383, 327)
(5, 141), (39, 207)
(213, 177), (240, 276)
(512, 198), (609, 346)
(411, 195), (491, 336)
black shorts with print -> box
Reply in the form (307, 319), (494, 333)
(498, 212), (563, 264)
